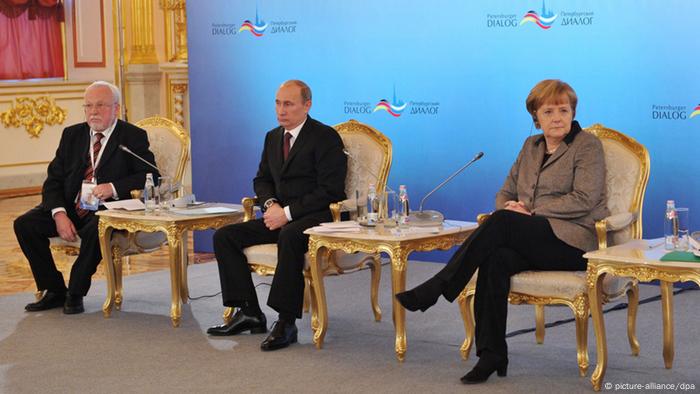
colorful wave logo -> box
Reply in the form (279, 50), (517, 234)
(691, 104), (700, 118)
(520, 1), (557, 29)
(239, 7), (267, 36)
(373, 86), (407, 117)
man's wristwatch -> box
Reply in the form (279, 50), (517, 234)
(263, 198), (277, 212)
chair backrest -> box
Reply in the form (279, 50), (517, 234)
(585, 124), (650, 245)
(134, 116), (190, 187)
(333, 120), (392, 211)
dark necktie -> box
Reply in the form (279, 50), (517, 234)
(283, 132), (292, 160)
(76, 132), (104, 218)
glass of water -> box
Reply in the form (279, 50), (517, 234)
(158, 176), (173, 211)
(675, 207), (689, 251)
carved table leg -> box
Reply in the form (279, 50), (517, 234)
(99, 222), (116, 318)
(307, 240), (328, 349)
(389, 248), (408, 362)
(660, 280), (674, 369)
(167, 231), (183, 328)
(179, 231), (189, 303)
(588, 267), (607, 391)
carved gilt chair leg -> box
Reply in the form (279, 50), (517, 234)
(113, 246), (124, 311)
(535, 304), (545, 344)
(369, 254), (382, 322)
(222, 307), (234, 324)
(458, 288), (476, 360)
(627, 283), (641, 356)
(574, 302), (590, 377)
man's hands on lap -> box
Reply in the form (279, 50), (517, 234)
(54, 212), (78, 242)
(92, 183), (114, 200)
(263, 203), (289, 230)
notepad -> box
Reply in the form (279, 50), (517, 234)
(170, 207), (238, 215)
(659, 251), (700, 263)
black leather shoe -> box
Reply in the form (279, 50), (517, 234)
(460, 354), (508, 384)
(25, 291), (66, 312)
(395, 276), (446, 312)
(207, 309), (267, 336)
(260, 320), (297, 351)
(63, 294), (84, 315)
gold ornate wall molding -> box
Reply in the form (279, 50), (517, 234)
(0, 96), (67, 138)
(160, 0), (188, 62)
(128, 0), (159, 64)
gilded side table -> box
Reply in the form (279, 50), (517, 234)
(305, 220), (477, 361)
(97, 204), (244, 327)
(584, 240), (700, 391)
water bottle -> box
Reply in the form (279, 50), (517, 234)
(398, 184), (410, 228)
(144, 173), (157, 213)
(366, 183), (379, 224)
(664, 200), (677, 250)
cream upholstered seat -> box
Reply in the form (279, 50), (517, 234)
(48, 116), (190, 308)
(222, 119), (392, 325)
(458, 124), (650, 377)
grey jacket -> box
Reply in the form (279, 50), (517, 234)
(495, 121), (609, 252)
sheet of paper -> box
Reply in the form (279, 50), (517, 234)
(319, 221), (362, 229)
(310, 226), (362, 233)
(104, 199), (145, 211)
(170, 206), (239, 215)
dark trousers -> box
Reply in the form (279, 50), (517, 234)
(213, 210), (332, 319)
(14, 207), (102, 296)
(436, 209), (587, 358)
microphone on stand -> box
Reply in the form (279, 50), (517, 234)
(119, 145), (187, 203)
(119, 144), (162, 174)
(409, 151), (484, 226)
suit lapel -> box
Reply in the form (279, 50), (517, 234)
(541, 143), (568, 170)
(95, 120), (121, 174)
(79, 124), (91, 166)
(281, 118), (311, 172)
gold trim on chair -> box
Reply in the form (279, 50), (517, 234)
(459, 124), (650, 377)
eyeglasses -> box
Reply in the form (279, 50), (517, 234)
(83, 103), (116, 111)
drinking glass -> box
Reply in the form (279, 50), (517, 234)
(675, 207), (689, 251)
(158, 176), (173, 210)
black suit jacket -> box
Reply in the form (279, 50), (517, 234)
(40, 119), (159, 214)
(253, 116), (347, 219)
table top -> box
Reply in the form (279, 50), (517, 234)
(584, 239), (700, 270)
(96, 203), (244, 222)
(304, 219), (478, 242)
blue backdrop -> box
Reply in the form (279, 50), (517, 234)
(187, 1), (700, 261)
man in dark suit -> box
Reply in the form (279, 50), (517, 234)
(207, 80), (347, 351)
(14, 81), (158, 314)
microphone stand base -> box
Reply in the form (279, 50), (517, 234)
(408, 210), (444, 227)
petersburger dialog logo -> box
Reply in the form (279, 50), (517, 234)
(651, 104), (699, 120)
(344, 87), (440, 117)
(487, 1), (594, 29)
(211, 6), (297, 37)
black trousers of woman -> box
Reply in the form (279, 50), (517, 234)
(434, 209), (586, 359)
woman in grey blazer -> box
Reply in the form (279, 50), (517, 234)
(397, 80), (609, 384)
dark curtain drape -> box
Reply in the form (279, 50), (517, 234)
(0, 0), (65, 80)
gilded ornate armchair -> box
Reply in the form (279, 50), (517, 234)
(222, 119), (392, 327)
(48, 116), (190, 308)
(458, 124), (650, 376)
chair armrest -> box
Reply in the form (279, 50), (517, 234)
(241, 196), (258, 222)
(595, 212), (638, 250)
(477, 213), (491, 225)
(329, 202), (343, 222)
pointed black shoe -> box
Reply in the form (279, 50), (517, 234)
(63, 294), (84, 314)
(25, 290), (66, 312)
(260, 320), (297, 351)
(395, 276), (446, 312)
(207, 309), (267, 336)
(460, 355), (508, 384)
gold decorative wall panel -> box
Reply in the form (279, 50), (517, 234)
(1, 96), (67, 138)
(129, 0), (159, 64)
